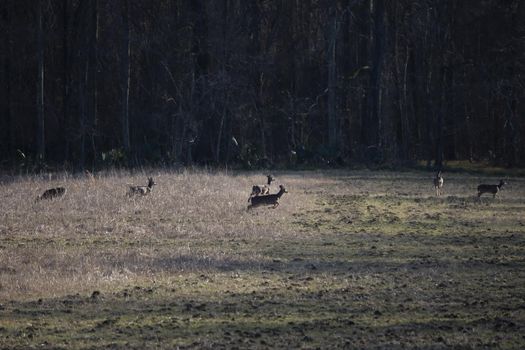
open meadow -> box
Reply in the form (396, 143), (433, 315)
(1, 169), (524, 349)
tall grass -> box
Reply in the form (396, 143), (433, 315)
(1, 169), (523, 301)
(0, 169), (310, 300)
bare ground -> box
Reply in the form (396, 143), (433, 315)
(0, 169), (524, 349)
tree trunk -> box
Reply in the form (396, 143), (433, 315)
(393, 2), (410, 161)
(187, 0), (209, 164)
(3, 0), (14, 162)
(121, 0), (131, 163)
(367, 0), (385, 149)
(400, 47), (410, 160)
(62, 0), (70, 163)
(505, 97), (519, 167)
(88, 0), (98, 169)
(246, 1), (267, 159)
(327, 5), (338, 152)
(435, 67), (445, 169)
(340, 0), (354, 160)
(257, 78), (267, 161)
(36, 0), (45, 162)
(358, 1), (371, 151)
(215, 105), (226, 164)
(424, 69), (434, 168)
(423, 7), (434, 168)
(79, 58), (87, 170)
(215, 0), (228, 164)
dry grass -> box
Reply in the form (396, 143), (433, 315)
(0, 170), (305, 300)
(1, 169), (524, 349)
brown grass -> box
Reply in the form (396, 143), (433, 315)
(0, 170), (305, 300)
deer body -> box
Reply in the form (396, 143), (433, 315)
(247, 185), (287, 211)
(128, 177), (156, 196)
(477, 180), (506, 198)
(248, 175), (274, 202)
(38, 187), (67, 200)
(433, 171), (444, 196)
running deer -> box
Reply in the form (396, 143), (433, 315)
(128, 177), (156, 196)
(37, 187), (67, 201)
(247, 184), (287, 211)
(433, 171), (444, 196)
(248, 174), (274, 202)
(477, 180), (506, 198)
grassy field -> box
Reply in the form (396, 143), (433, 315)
(1, 169), (524, 349)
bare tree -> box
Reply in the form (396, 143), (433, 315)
(121, 0), (131, 162)
(327, 5), (339, 152)
(2, 0), (14, 161)
(61, 0), (70, 163)
(36, 0), (45, 162)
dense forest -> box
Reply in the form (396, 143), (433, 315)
(1, 0), (524, 171)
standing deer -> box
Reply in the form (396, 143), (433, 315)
(477, 180), (506, 198)
(247, 184), (287, 211)
(128, 177), (156, 196)
(433, 171), (444, 196)
(248, 174), (274, 202)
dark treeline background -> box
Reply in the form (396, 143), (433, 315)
(1, 0), (524, 171)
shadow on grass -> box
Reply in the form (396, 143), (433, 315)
(4, 275), (523, 349)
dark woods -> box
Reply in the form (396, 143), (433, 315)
(1, 0), (524, 171)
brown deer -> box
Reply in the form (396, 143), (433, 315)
(247, 185), (287, 211)
(37, 187), (67, 201)
(248, 174), (274, 202)
(433, 171), (444, 196)
(477, 180), (506, 198)
(128, 177), (156, 196)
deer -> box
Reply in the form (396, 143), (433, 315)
(127, 177), (156, 196)
(433, 171), (444, 196)
(247, 184), (287, 211)
(37, 187), (67, 201)
(477, 180), (506, 199)
(84, 169), (96, 183)
(248, 174), (274, 202)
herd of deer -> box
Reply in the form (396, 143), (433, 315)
(36, 172), (507, 208)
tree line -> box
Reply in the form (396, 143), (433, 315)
(1, 0), (524, 171)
